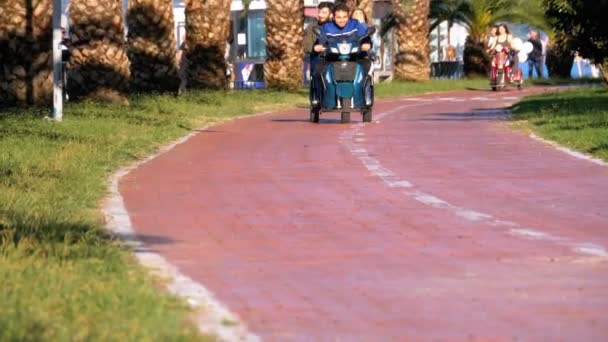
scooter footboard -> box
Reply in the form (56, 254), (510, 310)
(322, 65), (337, 109)
(323, 62), (367, 109)
(352, 63), (366, 108)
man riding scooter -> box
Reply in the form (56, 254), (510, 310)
(310, 3), (374, 122)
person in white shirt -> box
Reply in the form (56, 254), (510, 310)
(486, 25), (498, 53)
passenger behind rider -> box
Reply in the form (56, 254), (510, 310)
(311, 3), (372, 105)
(350, 8), (376, 64)
(303, 1), (335, 75)
(486, 25), (498, 53)
(351, 8), (369, 24)
(494, 24), (520, 78)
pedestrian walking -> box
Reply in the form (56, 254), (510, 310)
(527, 30), (543, 78)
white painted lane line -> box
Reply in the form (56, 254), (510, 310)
(341, 100), (608, 259)
(574, 244), (608, 257)
(510, 229), (550, 239)
(385, 180), (413, 188)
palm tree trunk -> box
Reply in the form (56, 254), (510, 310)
(545, 35), (573, 79)
(463, 35), (488, 77)
(264, 0), (304, 91)
(0, 0), (53, 106)
(436, 25), (441, 61)
(127, 0), (179, 93)
(68, 0), (130, 103)
(357, 0), (374, 21)
(184, 0), (232, 90)
(599, 62), (608, 85)
(447, 22), (452, 47)
(392, 0), (431, 81)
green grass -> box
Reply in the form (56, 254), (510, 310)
(0, 79), (503, 340)
(512, 87), (608, 161)
(526, 77), (604, 86)
(376, 78), (489, 98)
(374, 77), (602, 98)
(0, 90), (305, 341)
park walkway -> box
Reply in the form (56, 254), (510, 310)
(119, 87), (608, 341)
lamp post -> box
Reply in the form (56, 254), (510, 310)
(52, 0), (63, 121)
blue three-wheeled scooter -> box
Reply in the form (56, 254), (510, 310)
(310, 27), (376, 123)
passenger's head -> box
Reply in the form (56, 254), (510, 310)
(529, 29), (538, 39)
(498, 24), (510, 35)
(489, 26), (498, 36)
(317, 2), (334, 24)
(351, 8), (368, 24)
(333, 3), (351, 28)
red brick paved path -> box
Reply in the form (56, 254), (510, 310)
(121, 87), (608, 341)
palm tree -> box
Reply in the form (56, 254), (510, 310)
(127, 0), (180, 93)
(68, 0), (130, 103)
(459, 0), (546, 76)
(264, 0), (305, 91)
(184, 0), (232, 90)
(383, 0), (546, 79)
(429, 0), (469, 47)
(264, 0), (304, 90)
(0, 0), (53, 106)
(391, 0), (432, 81)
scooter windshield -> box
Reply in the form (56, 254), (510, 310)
(325, 32), (361, 57)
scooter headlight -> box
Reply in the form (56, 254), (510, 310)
(338, 42), (352, 55)
(330, 47), (339, 54)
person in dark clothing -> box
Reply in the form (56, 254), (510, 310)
(303, 2), (334, 55)
(527, 30), (543, 78)
(303, 1), (334, 79)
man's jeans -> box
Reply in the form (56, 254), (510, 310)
(528, 57), (543, 78)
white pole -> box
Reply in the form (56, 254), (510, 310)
(52, 0), (63, 121)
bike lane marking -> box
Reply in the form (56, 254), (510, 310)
(340, 95), (608, 258)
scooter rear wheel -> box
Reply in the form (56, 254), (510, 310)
(310, 107), (320, 123)
(341, 111), (350, 123)
(362, 109), (372, 122)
